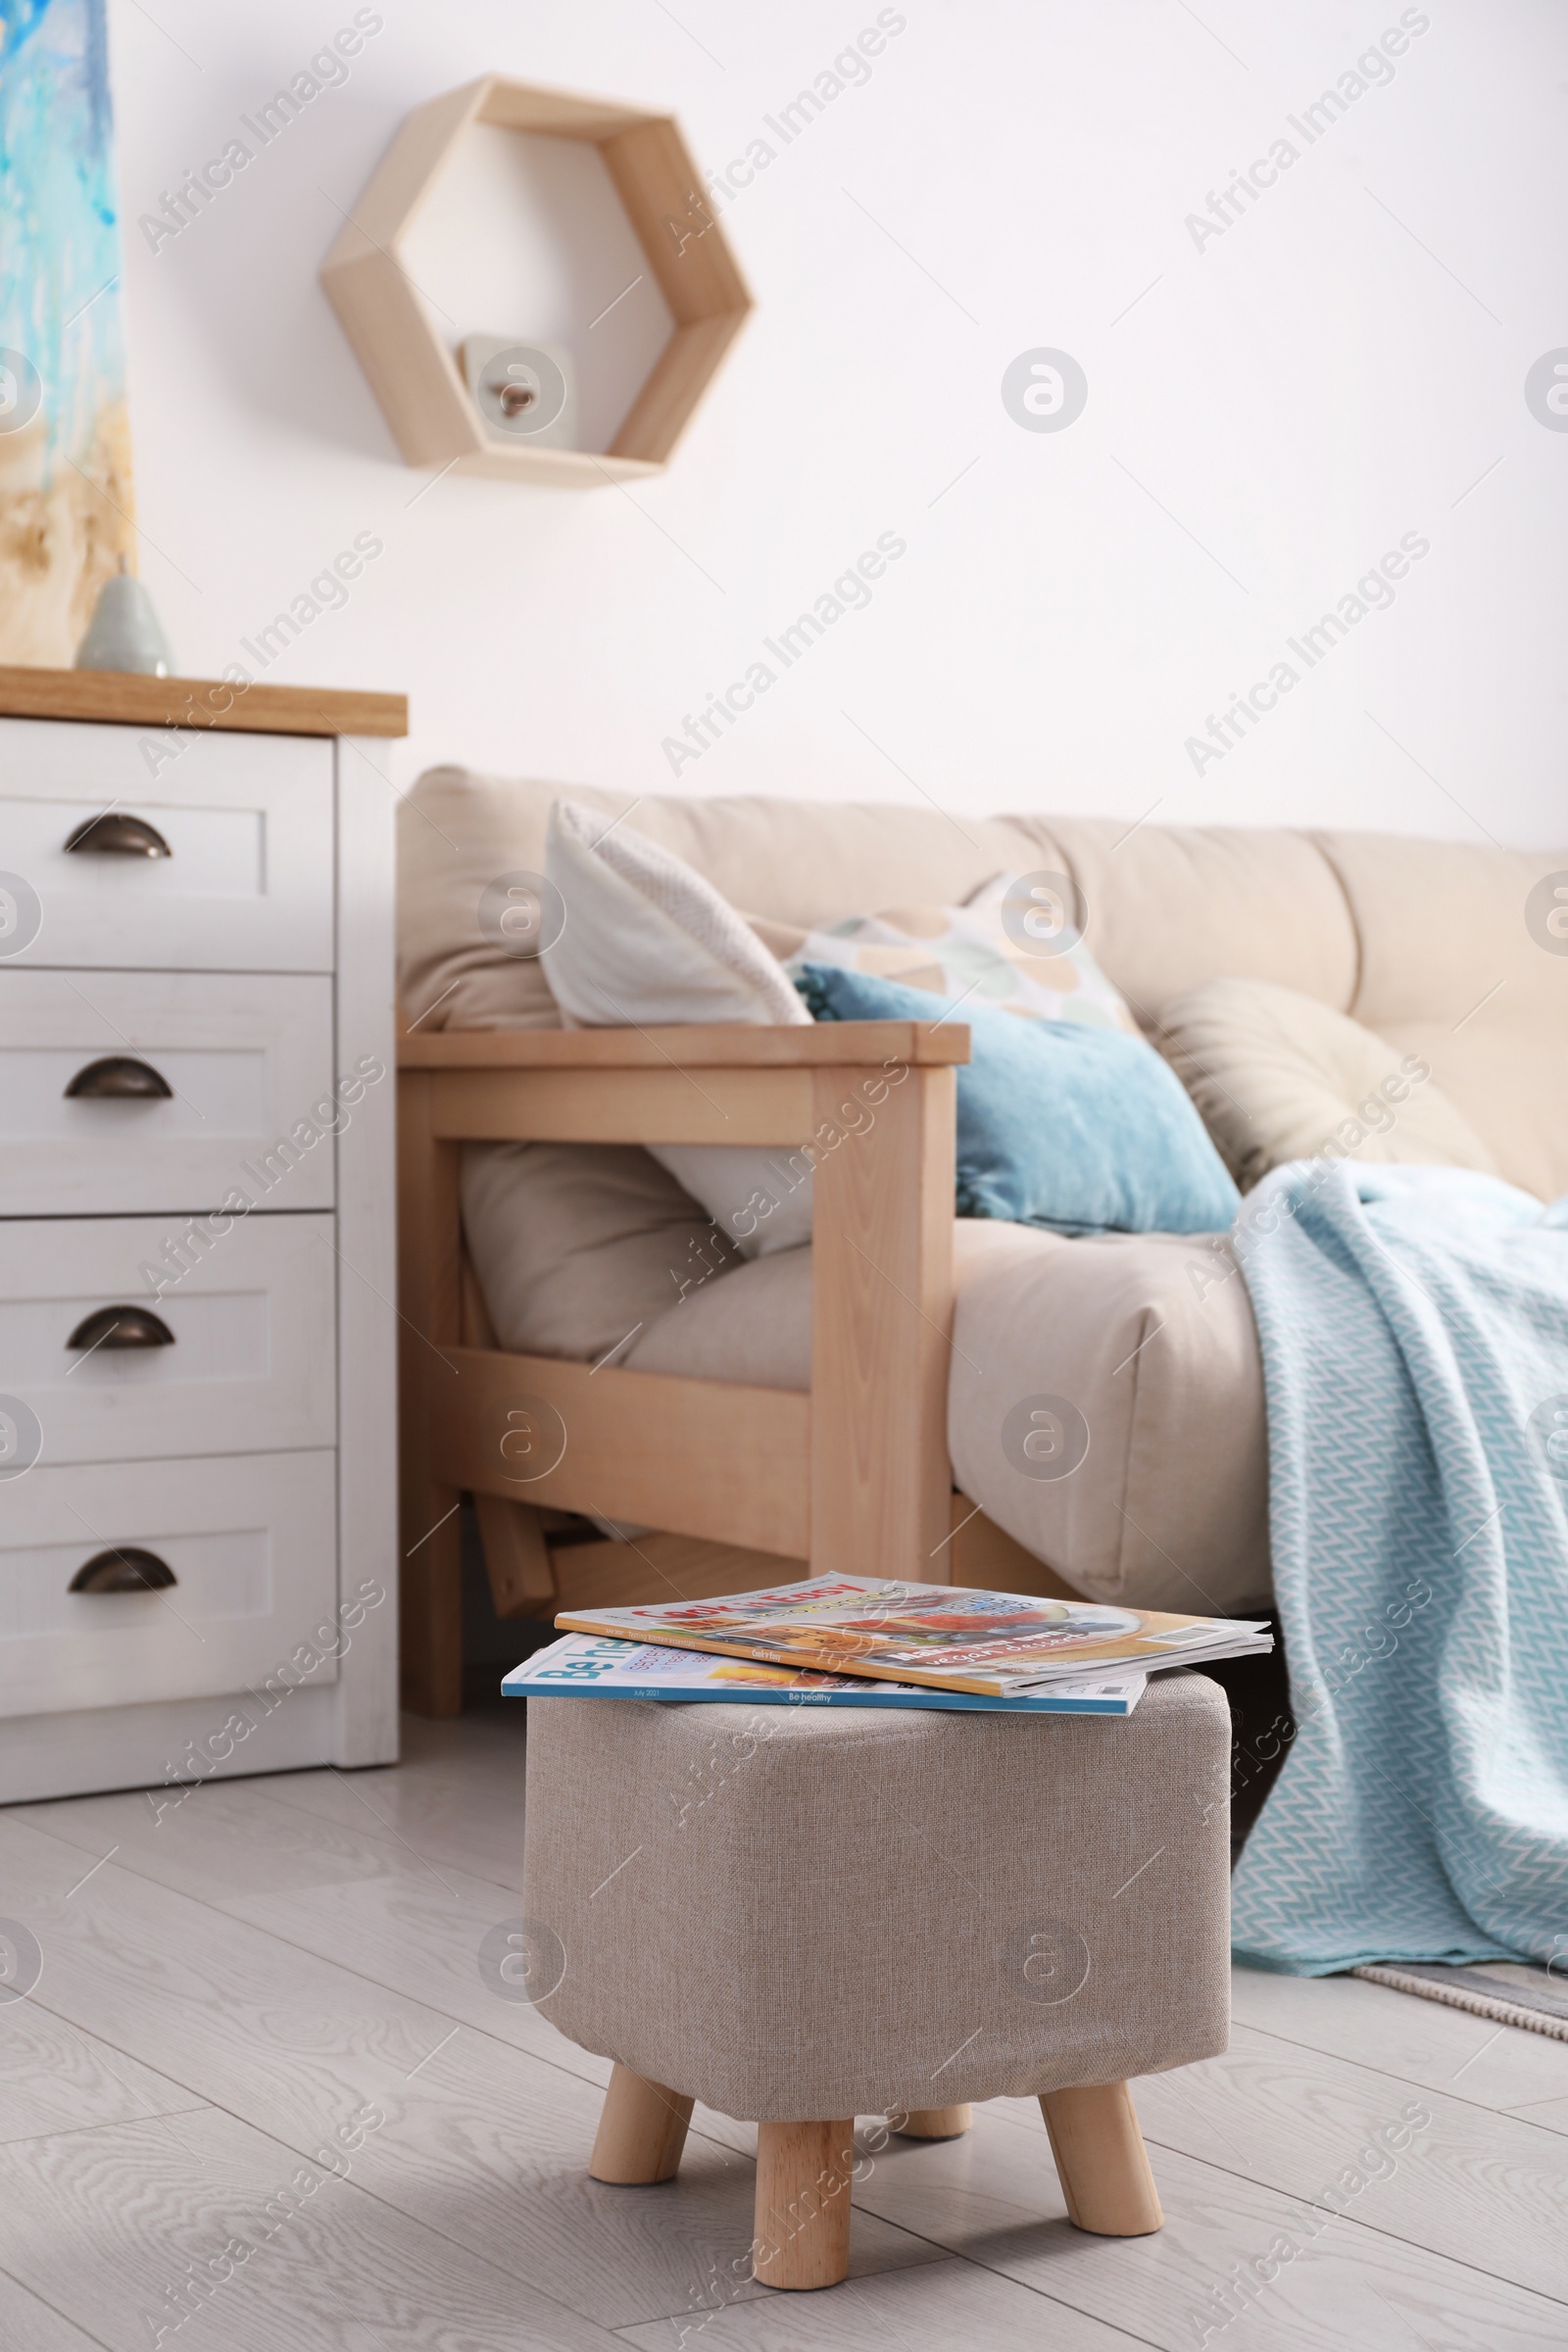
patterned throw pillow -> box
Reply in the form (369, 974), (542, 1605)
(762, 873), (1138, 1034)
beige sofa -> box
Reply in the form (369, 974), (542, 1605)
(399, 768), (1568, 1662)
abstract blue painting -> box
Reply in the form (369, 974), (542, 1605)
(0, 0), (133, 662)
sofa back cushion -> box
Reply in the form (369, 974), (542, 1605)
(399, 771), (1364, 1033)
(398, 767), (1566, 1193)
(1314, 833), (1568, 1201)
(398, 767), (1047, 1031)
(1042, 817), (1360, 1019)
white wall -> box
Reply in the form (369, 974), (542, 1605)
(110, 0), (1568, 846)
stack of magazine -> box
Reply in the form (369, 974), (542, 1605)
(503, 1574), (1272, 1718)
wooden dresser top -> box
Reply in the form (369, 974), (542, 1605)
(0, 666), (407, 739)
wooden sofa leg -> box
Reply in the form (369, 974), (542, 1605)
(472, 1493), (557, 1616)
(753, 2120), (855, 2289)
(589, 2064), (694, 2184)
(1039, 2082), (1163, 2235)
(897, 2104), (972, 2138)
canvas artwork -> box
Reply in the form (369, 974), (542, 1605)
(0, 0), (134, 664)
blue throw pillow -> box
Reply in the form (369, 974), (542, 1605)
(796, 962), (1240, 1236)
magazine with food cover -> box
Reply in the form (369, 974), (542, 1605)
(505, 1633), (1149, 1714)
(555, 1575), (1273, 1698)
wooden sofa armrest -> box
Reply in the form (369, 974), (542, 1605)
(397, 1016), (965, 1712)
(398, 1018), (969, 1152)
(398, 1017), (970, 1071)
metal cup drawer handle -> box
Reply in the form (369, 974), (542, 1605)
(64, 1055), (172, 1100)
(69, 1548), (177, 1593)
(64, 812), (172, 858)
(68, 1305), (174, 1351)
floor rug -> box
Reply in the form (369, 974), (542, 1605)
(1352, 1958), (1568, 2041)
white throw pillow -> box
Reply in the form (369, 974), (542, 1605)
(1154, 976), (1497, 1191)
(541, 800), (815, 1256)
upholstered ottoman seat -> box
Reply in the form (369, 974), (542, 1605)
(522, 1672), (1232, 2288)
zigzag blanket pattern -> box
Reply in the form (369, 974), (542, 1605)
(1229, 1161), (1568, 1975)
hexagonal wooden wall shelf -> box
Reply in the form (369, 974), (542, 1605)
(321, 75), (753, 488)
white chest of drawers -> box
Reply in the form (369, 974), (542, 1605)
(0, 668), (405, 1800)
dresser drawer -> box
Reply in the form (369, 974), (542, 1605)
(0, 970), (345, 1215)
(0, 718), (332, 971)
(0, 1213), (336, 1463)
(0, 1450), (339, 1719)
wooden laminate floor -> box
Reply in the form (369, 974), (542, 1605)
(2, 1708), (1565, 2351)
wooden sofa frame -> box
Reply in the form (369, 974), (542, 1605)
(398, 1016), (1069, 1715)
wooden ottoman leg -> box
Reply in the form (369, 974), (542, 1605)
(753, 2120), (855, 2290)
(1039, 2082), (1163, 2235)
(898, 2105), (973, 2138)
(590, 2064), (694, 2184)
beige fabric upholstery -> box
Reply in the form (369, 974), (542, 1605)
(626, 1245), (813, 1390)
(521, 1676), (1231, 2121)
(1155, 977), (1496, 1193)
(1315, 833), (1568, 1200)
(464, 1133), (1268, 1598)
(398, 767), (1048, 1031)
(469, 1189), (1024, 1395)
(625, 1220), (1270, 1610)
(400, 775), (1559, 1101)
(462, 1143), (737, 1363)
(410, 770), (1566, 1614)
(1043, 818), (1361, 1020)
(624, 1222), (1022, 1393)
(947, 1225), (1270, 1612)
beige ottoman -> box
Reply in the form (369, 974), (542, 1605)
(521, 1673), (1231, 2289)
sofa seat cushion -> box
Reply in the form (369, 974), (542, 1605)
(619, 1221), (1033, 1394)
(946, 1223), (1269, 1612)
(625, 1219), (1270, 1613)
